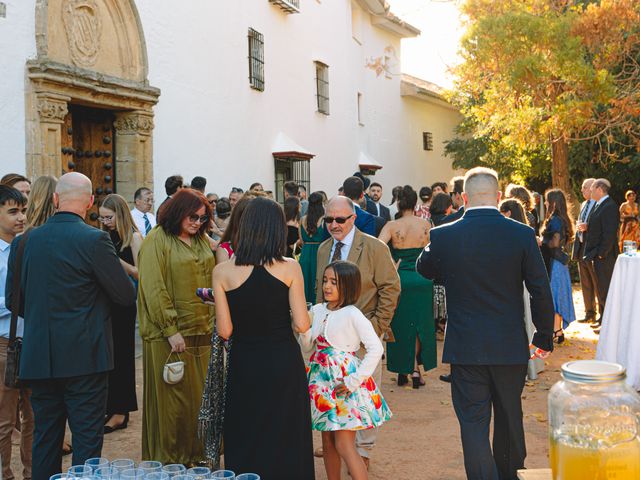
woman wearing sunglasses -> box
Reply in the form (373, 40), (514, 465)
(137, 189), (215, 465)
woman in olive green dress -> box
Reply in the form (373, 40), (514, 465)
(137, 189), (215, 464)
(378, 185), (436, 389)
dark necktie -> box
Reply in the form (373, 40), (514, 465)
(143, 213), (151, 235)
(331, 241), (344, 263)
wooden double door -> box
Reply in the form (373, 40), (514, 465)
(61, 105), (116, 226)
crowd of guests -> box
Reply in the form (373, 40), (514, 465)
(0, 167), (628, 480)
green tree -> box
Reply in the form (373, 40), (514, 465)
(451, 0), (640, 194)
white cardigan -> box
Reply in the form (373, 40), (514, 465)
(299, 303), (384, 392)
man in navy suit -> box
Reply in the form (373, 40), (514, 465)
(342, 176), (377, 236)
(417, 167), (554, 480)
(7, 173), (136, 479)
(366, 182), (392, 222)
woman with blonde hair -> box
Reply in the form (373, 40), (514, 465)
(25, 175), (57, 231)
(98, 194), (142, 433)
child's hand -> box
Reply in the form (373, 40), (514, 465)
(333, 382), (350, 397)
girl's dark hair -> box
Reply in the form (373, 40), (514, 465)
(0, 185), (27, 207)
(305, 192), (325, 236)
(499, 199), (528, 225)
(429, 192), (453, 215)
(157, 188), (212, 237)
(323, 261), (361, 308)
(284, 196), (300, 222)
(220, 196), (252, 247)
(397, 185), (418, 212)
(542, 188), (575, 242)
(234, 197), (287, 266)
(419, 186), (432, 202)
(390, 186), (403, 205)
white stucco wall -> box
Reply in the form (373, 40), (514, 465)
(0, 0), (460, 205)
(0, 0), (37, 174)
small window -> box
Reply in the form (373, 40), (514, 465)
(248, 28), (265, 91)
(274, 157), (310, 204)
(423, 132), (434, 151)
(315, 62), (330, 115)
(357, 92), (364, 125)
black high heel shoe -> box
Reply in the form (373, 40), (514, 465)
(553, 329), (565, 344)
(104, 413), (129, 434)
(411, 371), (424, 389)
(397, 374), (409, 386)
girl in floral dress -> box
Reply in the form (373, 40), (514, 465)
(300, 261), (391, 480)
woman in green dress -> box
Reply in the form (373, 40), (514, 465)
(378, 185), (436, 389)
(137, 189), (215, 465)
(298, 192), (330, 302)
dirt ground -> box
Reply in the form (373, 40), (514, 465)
(12, 288), (597, 479)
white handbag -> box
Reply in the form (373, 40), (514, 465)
(163, 352), (185, 385)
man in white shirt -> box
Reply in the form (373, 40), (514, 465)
(367, 182), (391, 222)
(572, 178), (598, 323)
(0, 185), (32, 480)
(131, 187), (156, 237)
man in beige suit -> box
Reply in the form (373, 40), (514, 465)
(315, 196), (400, 468)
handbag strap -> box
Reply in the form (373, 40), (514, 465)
(9, 232), (29, 345)
(166, 351), (182, 364)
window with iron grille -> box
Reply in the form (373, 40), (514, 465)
(315, 62), (330, 115)
(274, 158), (310, 204)
(248, 28), (265, 91)
(423, 132), (434, 151)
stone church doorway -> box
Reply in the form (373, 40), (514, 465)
(26, 0), (160, 209)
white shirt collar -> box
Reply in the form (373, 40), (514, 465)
(596, 194), (609, 207)
(334, 225), (356, 247)
(465, 206), (499, 212)
(0, 238), (10, 252)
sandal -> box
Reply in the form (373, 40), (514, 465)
(553, 329), (565, 344)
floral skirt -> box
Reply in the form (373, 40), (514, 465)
(308, 344), (392, 432)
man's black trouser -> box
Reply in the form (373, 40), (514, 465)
(451, 364), (528, 480)
(28, 372), (108, 480)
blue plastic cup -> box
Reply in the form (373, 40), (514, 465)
(68, 465), (93, 478)
(146, 473), (170, 480)
(120, 468), (145, 480)
(50, 475), (73, 480)
(236, 475), (260, 480)
(139, 461), (163, 474)
(186, 467), (210, 480)
(94, 467), (119, 480)
(211, 472), (235, 479)
(85, 458), (109, 473)
(111, 459), (135, 473)
(172, 475), (196, 480)
(162, 464), (186, 478)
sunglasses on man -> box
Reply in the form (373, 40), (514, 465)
(324, 214), (354, 225)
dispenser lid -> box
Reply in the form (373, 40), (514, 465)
(561, 360), (626, 384)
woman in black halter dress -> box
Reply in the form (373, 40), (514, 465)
(211, 197), (314, 479)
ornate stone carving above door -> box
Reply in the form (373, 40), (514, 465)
(62, 0), (102, 68)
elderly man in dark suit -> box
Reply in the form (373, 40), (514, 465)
(417, 167), (554, 480)
(583, 178), (619, 333)
(572, 178), (599, 323)
(6, 172), (136, 480)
